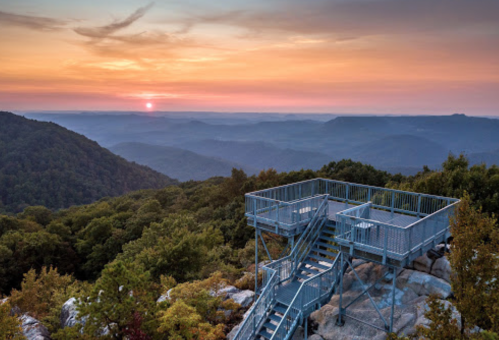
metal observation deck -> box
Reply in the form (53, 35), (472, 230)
(234, 178), (459, 340)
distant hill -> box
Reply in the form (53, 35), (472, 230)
(467, 149), (499, 167)
(179, 139), (332, 172)
(109, 142), (259, 181)
(25, 112), (499, 173)
(349, 135), (449, 169)
(0, 112), (176, 213)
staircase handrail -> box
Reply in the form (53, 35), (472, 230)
(232, 268), (279, 340)
(270, 256), (342, 340)
(292, 195), (329, 269)
(265, 195), (329, 282)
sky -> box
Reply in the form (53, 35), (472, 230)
(0, 0), (498, 115)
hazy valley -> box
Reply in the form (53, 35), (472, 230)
(26, 112), (499, 180)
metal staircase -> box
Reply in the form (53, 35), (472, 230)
(233, 196), (344, 340)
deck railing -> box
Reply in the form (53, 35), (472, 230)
(232, 269), (279, 340)
(270, 256), (342, 340)
(335, 201), (459, 264)
(245, 178), (459, 232)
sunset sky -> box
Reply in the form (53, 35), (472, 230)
(1, 0), (498, 115)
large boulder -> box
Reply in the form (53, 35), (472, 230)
(227, 324), (240, 340)
(230, 290), (255, 308)
(430, 256), (451, 283)
(413, 253), (434, 273)
(397, 269), (452, 299)
(20, 315), (51, 340)
(157, 288), (172, 303)
(60, 298), (79, 328)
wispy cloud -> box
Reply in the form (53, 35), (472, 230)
(71, 3), (187, 61)
(171, 0), (499, 39)
(74, 2), (154, 39)
(0, 10), (67, 31)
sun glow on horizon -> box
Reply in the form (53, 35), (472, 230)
(146, 102), (153, 109)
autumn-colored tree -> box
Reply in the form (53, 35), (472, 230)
(167, 271), (240, 325)
(9, 266), (88, 334)
(449, 194), (499, 334)
(0, 301), (25, 340)
(9, 267), (74, 319)
(157, 300), (224, 340)
(124, 312), (152, 340)
(416, 295), (463, 339)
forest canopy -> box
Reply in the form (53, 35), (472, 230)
(1, 154), (499, 338)
(0, 111), (176, 213)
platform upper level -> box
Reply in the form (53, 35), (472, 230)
(245, 178), (459, 266)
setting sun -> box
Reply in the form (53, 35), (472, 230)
(146, 102), (153, 109)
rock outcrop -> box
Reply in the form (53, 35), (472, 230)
(60, 298), (80, 328)
(430, 256), (451, 283)
(230, 290), (255, 308)
(20, 315), (51, 340)
(413, 253), (433, 273)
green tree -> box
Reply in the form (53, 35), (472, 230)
(78, 261), (159, 340)
(18, 206), (52, 226)
(449, 194), (499, 334)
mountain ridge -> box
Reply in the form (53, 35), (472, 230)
(0, 112), (176, 213)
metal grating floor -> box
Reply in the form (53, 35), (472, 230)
(275, 281), (301, 306)
(328, 200), (420, 227)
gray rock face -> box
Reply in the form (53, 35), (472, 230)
(60, 298), (79, 328)
(230, 290), (255, 308)
(20, 315), (51, 340)
(157, 288), (173, 303)
(413, 253), (434, 273)
(217, 285), (240, 297)
(227, 324), (240, 340)
(397, 269), (452, 299)
(430, 256), (451, 283)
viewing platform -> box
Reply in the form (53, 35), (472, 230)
(245, 178), (459, 267)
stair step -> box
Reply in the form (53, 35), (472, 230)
(259, 330), (273, 340)
(313, 247), (337, 258)
(304, 260), (329, 270)
(316, 241), (337, 250)
(309, 254), (336, 264)
(320, 235), (336, 243)
(296, 273), (310, 280)
(269, 314), (282, 323)
(274, 305), (288, 314)
(263, 322), (277, 331)
(300, 266), (321, 275)
(322, 229), (336, 236)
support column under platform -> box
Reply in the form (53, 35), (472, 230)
(336, 255), (399, 333)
